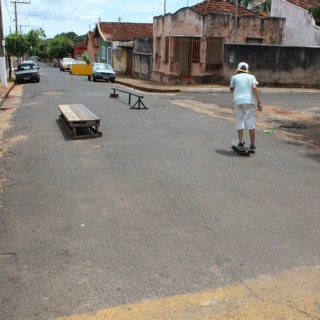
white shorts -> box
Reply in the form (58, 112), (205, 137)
(235, 104), (255, 130)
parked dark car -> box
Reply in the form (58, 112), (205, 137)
(53, 60), (60, 68)
(88, 63), (116, 82)
(22, 60), (40, 69)
(14, 62), (40, 84)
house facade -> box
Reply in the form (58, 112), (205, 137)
(133, 38), (153, 80)
(152, 0), (285, 84)
(85, 31), (99, 63)
(271, 0), (320, 46)
(72, 39), (87, 60)
(93, 22), (153, 74)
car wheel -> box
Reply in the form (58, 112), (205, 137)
(111, 79), (115, 83)
(93, 77), (96, 82)
(88, 75), (91, 81)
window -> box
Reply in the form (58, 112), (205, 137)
(192, 38), (200, 63)
(206, 37), (224, 66)
(107, 47), (112, 65)
(173, 37), (182, 62)
(164, 36), (169, 62)
(246, 37), (263, 44)
(172, 36), (201, 63)
(156, 37), (161, 58)
(101, 46), (106, 60)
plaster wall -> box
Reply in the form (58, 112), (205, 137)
(223, 44), (320, 87)
(271, 0), (320, 46)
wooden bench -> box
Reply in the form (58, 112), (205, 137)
(58, 104), (102, 139)
(110, 87), (148, 109)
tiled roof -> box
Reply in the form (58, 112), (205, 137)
(75, 39), (86, 48)
(283, 0), (319, 10)
(191, 0), (260, 16)
(98, 22), (153, 41)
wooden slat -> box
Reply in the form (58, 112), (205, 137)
(69, 104), (99, 121)
(59, 104), (81, 122)
(58, 103), (102, 139)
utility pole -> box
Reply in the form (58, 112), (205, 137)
(20, 25), (29, 33)
(11, 0), (31, 33)
(234, 0), (238, 43)
(164, 0), (166, 15)
(0, 1), (8, 87)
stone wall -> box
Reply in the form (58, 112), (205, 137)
(223, 44), (320, 88)
(133, 38), (153, 80)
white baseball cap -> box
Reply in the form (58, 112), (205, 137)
(236, 62), (249, 73)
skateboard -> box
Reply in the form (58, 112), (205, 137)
(231, 140), (254, 155)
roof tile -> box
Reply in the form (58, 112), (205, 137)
(98, 22), (153, 41)
(191, 0), (260, 16)
(284, 0), (319, 10)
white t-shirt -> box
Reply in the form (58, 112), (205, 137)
(230, 73), (259, 106)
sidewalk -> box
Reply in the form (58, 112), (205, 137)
(116, 75), (229, 93)
(116, 75), (320, 94)
(0, 81), (15, 107)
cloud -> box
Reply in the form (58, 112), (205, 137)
(3, 0), (199, 38)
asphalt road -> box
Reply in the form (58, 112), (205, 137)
(0, 64), (319, 319)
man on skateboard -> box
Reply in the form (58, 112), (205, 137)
(230, 62), (262, 151)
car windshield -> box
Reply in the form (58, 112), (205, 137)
(17, 64), (37, 71)
(94, 64), (113, 71)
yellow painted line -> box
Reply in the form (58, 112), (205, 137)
(56, 266), (320, 320)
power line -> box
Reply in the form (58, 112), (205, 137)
(11, 0), (30, 32)
(4, 0), (14, 23)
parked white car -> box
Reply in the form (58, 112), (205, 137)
(60, 58), (75, 72)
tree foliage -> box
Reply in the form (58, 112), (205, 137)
(232, 0), (271, 14)
(82, 52), (91, 64)
(47, 36), (74, 59)
(55, 32), (85, 44)
(26, 28), (46, 56)
(5, 32), (29, 58)
(308, 1), (320, 22)
(5, 29), (86, 62)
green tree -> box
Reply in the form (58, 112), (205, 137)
(5, 32), (29, 77)
(82, 52), (91, 64)
(6, 32), (28, 57)
(308, 1), (320, 24)
(47, 36), (74, 59)
(26, 28), (46, 56)
(55, 32), (86, 43)
(57, 32), (77, 42)
(36, 40), (50, 61)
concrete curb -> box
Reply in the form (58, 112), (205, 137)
(115, 79), (320, 95)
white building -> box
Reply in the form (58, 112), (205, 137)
(271, 0), (320, 46)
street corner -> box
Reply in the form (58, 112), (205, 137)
(55, 266), (320, 320)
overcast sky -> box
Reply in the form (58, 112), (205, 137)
(2, 0), (200, 38)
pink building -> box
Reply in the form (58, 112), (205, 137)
(152, 0), (285, 84)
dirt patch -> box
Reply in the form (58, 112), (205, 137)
(0, 108), (15, 142)
(0, 86), (24, 151)
(172, 100), (320, 150)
